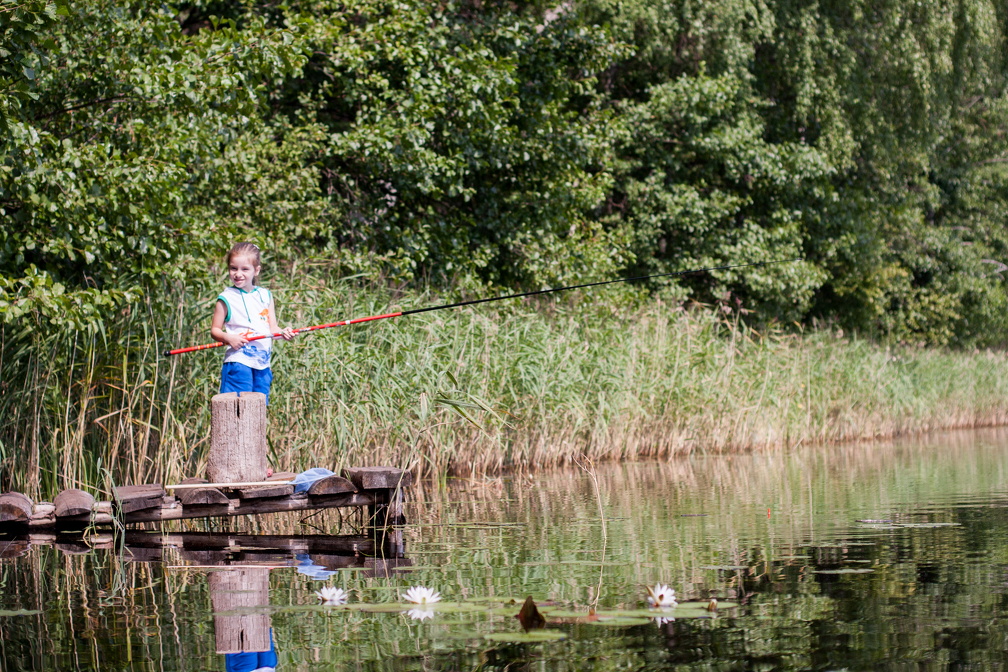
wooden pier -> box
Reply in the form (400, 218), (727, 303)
(0, 393), (410, 535)
(0, 466), (410, 532)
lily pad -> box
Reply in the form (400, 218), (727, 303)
(484, 630), (566, 643)
(537, 608), (597, 619)
(582, 616), (653, 627)
(462, 596), (524, 605)
(351, 601), (484, 614)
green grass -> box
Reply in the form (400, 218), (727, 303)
(3, 270), (1008, 499)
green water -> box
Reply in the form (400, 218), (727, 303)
(3, 430), (1008, 671)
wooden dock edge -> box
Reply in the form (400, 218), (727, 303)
(0, 466), (410, 533)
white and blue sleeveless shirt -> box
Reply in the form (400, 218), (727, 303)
(218, 286), (273, 369)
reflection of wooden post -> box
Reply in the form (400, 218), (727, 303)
(209, 392), (267, 483)
(208, 568), (271, 653)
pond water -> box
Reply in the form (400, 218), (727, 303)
(3, 429), (1008, 671)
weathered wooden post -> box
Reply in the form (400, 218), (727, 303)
(208, 392), (268, 484)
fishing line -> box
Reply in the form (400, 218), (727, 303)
(164, 257), (801, 356)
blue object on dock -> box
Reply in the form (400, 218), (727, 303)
(291, 468), (335, 493)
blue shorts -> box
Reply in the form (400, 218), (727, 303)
(220, 362), (274, 406)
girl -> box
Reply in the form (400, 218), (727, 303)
(211, 242), (296, 405)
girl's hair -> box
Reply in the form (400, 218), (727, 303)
(226, 242), (262, 280)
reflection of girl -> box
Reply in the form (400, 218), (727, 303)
(224, 629), (277, 672)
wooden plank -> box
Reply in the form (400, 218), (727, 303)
(123, 491), (376, 524)
(54, 489), (95, 518)
(307, 475), (357, 496)
(177, 487), (229, 507)
(0, 492), (33, 524)
(342, 466), (412, 490)
(168, 479), (293, 490)
(267, 471), (297, 482)
(33, 503), (55, 517)
(114, 484), (165, 514)
(29, 511), (55, 528)
(237, 483), (295, 500)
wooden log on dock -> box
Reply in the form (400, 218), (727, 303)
(307, 475), (356, 496)
(178, 487), (230, 507)
(208, 392), (267, 484)
(343, 466), (412, 490)
(54, 489), (95, 518)
(114, 484), (165, 513)
(172, 476), (226, 507)
(0, 492), (33, 524)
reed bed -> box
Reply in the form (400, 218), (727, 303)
(2, 271), (1008, 498)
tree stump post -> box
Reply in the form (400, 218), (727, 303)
(208, 392), (268, 484)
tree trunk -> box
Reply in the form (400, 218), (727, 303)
(208, 392), (268, 484)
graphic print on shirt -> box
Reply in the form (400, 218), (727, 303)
(219, 287), (273, 370)
(240, 342), (272, 366)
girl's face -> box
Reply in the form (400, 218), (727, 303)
(229, 254), (260, 291)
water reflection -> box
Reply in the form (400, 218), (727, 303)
(3, 429), (1008, 670)
(210, 568), (275, 669)
(0, 530), (409, 670)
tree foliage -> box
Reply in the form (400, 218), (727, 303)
(2, 0), (1008, 345)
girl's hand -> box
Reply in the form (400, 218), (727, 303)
(226, 332), (249, 349)
(279, 327), (297, 341)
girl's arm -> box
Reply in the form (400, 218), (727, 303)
(211, 299), (248, 349)
(268, 297), (296, 341)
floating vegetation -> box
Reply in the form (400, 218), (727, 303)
(484, 630), (566, 643)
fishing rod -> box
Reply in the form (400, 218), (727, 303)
(163, 257), (800, 357)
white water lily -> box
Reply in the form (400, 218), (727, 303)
(645, 583), (677, 608)
(315, 586), (349, 605)
(402, 585), (442, 605)
(406, 608), (436, 621)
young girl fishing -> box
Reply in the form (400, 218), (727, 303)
(210, 242), (296, 406)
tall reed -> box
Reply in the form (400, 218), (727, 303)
(3, 269), (1008, 498)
